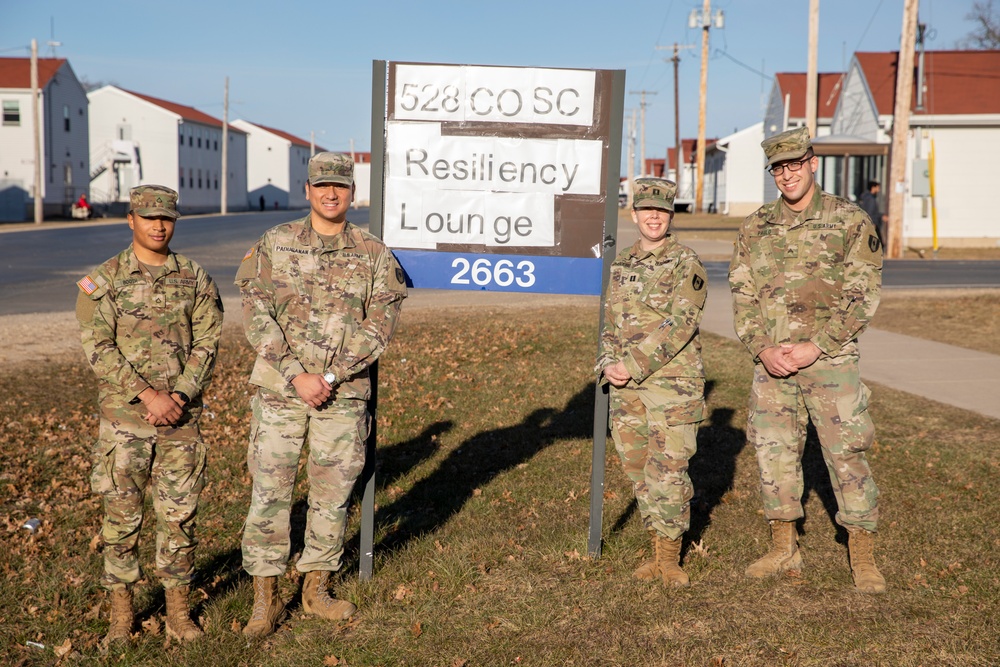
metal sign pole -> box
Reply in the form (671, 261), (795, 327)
(359, 60), (388, 581)
(587, 69), (626, 558)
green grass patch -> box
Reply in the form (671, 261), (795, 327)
(1, 306), (997, 666)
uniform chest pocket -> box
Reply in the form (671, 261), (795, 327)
(801, 227), (846, 272)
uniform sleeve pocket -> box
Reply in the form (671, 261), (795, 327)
(836, 382), (871, 423)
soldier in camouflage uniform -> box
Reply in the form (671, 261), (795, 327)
(728, 127), (886, 593)
(76, 185), (223, 644)
(597, 177), (708, 587)
(236, 152), (407, 637)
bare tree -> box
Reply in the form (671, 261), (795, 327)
(959, 0), (1000, 49)
(79, 76), (117, 92)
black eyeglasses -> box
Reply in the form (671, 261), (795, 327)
(767, 156), (812, 176)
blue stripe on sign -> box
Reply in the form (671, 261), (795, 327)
(393, 250), (603, 295)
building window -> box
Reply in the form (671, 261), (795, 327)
(189, 136), (193, 147)
(197, 136), (201, 148)
(2, 101), (19, 126)
(198, 169), (202, 189)
(179, 129), (183, 146)
(179, 168), (184, 187)
(214, 176), (218, 189)
(214, 140), (218, 150)
(63, 105), (70, 131)
(189, 169), (193, 188)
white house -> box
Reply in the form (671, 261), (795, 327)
(703, 122), (765, 217)
(830, 50), (1000, 246)
(0, 57), (89, 221)
(88, 86), (248, 214)
(230, 119), (313, 210)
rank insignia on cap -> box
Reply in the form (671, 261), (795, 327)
(78, 275), (98, 295)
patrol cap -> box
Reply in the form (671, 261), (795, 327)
(308, 152), (354, 186)
(761, 126), (812, 167)
(632, 177), (677, 212)
(130, 184), (180, 219)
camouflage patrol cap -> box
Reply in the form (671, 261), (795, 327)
(761, 126), (812, 167)
(632, 177), (677, 212)
(308, 152), (354, 186)
(130, 184), (180, 219)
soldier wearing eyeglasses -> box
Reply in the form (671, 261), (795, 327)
(728, 126), (886, 593)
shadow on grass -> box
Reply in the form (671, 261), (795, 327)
(369, 383), (595, 554)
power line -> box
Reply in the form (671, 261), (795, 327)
(712, 49), (769, 80)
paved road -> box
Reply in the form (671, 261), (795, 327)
(0, 208), (369, 315)
(3, 214), (999, 316)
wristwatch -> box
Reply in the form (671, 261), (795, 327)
(323, 372), (337, 385)
(175, 391), (190, 406)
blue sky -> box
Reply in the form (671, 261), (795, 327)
(1, 0), (980, 171)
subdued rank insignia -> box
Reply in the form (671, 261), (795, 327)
(868, 234), (881, 252)
(692, 275), (705, 291)
(629, 275), (637, 282)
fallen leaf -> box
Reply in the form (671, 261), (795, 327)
(410, 621), (422, 638)
(142, 616), (161, 636)
(323, 656), (341, 666)
(53, 638), (72, 657)
(231, 619), (242, 633)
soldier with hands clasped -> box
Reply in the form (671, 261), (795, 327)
(77, 185), (223, 644)
(597, 177), (708, 587)
(729, 127), (886, 593)
(236, 152), (407, 637)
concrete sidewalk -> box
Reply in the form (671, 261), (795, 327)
(682, 238), (1000, 422)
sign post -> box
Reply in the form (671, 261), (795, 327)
(361, 61), (624, 576)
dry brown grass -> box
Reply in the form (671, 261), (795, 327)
(2, 305), (998, 666)
(874, 291), (1000, 355)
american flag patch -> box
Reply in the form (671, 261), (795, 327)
(78, 275), (98, 294)
(242, 247), (254, 262)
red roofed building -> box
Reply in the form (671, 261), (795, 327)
(88, 85), (248, 213)
(0, 57), (89, 221)
(830, 50), (1000, 245)
(231, 119), (315, 210)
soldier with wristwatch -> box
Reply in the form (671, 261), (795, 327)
(235, 152), (407, 637)
(77, 184), (223, 645)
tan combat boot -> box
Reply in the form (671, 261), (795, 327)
(657, 535), (690, 588)
(164, 585), (204, 641)
(243, 576), (286, 638)
(103, 587), (134, 645)
(745, 520), (803, 578)
(301, 571), (356, 621)
(848, 528), (887, 593)
(632, 533), (660, 580)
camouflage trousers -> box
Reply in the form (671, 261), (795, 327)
(242, 389), (369, 577)
(609, 380), (704, 540)
(747, 354), (879, 531)
(91, 407), (207, 591)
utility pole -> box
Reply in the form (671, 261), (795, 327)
(221, 76), (229, 215)
(656, 43), (696, 194)
(805, 0), (820, 137)
(690, 0), (723, 213)
(626, 108), (637, 207)
(887, 0), (919, 259)
(629, 90), (657, 177)
(31, 39), (42, 224)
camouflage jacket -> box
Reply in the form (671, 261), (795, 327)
(728, 189), (883, 360)
(235, 217), (407, 400)
(596, 236), (707, 388)
(76, 247), (223, 407)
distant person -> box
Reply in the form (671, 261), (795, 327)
(858, 180), (887, 243)
(259, 195), (265, 212)
(76, 185), (224, 645)
(596, 177), (708, 587)
(235, 152), (407, 637)
(74, 193), (93, 219)
(729, 127), (886, 593)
